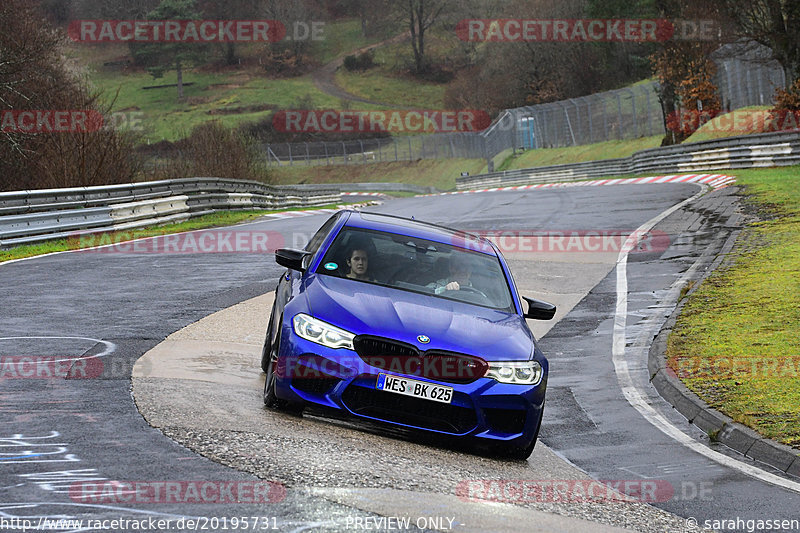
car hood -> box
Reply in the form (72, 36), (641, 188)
(302, 274), (535, 361)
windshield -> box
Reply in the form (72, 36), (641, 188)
(316, 227), (515, 312)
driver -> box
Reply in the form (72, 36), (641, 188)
(428, 257), (473, 294)
(346, 246), (372, 281)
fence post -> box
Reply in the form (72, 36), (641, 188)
(287, 142), (293, 166)
(559, 102), (576, 146)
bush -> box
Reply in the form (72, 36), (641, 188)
(142, 122), (269, 183)
(343, 50), (375, 71)
(773, 79), (800, 112)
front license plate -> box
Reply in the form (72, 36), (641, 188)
(376, 373), (453, 404)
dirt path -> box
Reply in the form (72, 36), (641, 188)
(310, 32), (412, 109)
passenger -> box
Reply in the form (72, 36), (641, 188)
(346, 247), (372, 281)
(428, 257), (473, 294)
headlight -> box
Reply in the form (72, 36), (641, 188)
(292, 313), (355, 350)
(486, 360), (543, 385)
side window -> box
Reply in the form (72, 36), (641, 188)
(305, 215), (338, 255)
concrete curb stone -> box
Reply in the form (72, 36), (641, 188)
(648, 190), (799, 478)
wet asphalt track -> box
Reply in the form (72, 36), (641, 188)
(1, 183), (798, 532)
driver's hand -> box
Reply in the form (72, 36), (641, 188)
(445, 281), (460, 291)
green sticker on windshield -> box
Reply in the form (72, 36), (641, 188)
(324, 262), (338, 270)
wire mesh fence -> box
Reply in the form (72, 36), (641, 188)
(509, 82), (663, 150)
(262, 134), (489, 166)
(713, 42), (787, 110)
(256, 42), (790, 168)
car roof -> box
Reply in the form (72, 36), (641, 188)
(340, 210), (497, 255)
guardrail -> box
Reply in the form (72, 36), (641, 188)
(0, 178), (341, 249)
(456, 131), (800, 190)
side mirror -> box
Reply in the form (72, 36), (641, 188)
(522, 296), (556, 320)
(275, 248), (310, 272)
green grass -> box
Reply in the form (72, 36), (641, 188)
(270, 158), (487, 190)
(666, 166), (800, 449)
(334, 68), (447, 108)
(498, 135), (663, 170)
(0, 205), (344, 263)
(68, 19), (401, 142)
(311, 19), (392, 64)
(90, 69), (348, 142)
(331, 27), (460, 109)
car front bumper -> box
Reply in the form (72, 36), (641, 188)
(274, 329), (547, 446)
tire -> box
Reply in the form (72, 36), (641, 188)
(263, 319), (303, 414)
(263, 320), (281, 407)
(261, 300), (278, 373)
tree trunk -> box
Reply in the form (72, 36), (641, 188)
(176, 61), (184, 101)
(226, 42), (236, 65)
(415, 1), (425, 73)
(783, 62), (799, 89)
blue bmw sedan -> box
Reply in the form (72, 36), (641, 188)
(261, 210), (555, 459)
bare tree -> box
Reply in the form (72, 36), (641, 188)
(198, 0), (262, 65)
(721, 0), (800, 86)
(397, 0), (450, 74)
(1, 0), (139, 191)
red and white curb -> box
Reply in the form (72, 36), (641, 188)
(342, 192), (392, 199)
(260, 201), (382, 221)
(429, 174), (737, 196)
(261, 208), (340, 221)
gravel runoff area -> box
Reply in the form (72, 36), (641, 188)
(132, 294), (712, 533)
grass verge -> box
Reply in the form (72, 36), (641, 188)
(270, 158), (487, 190)
(684, 106), (774, 143)
(0, 205), (343, 263)
(498, 136), (663, 170)
(666, 166), (800, 449)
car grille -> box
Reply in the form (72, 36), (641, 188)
(342, 382), (478, 434)
(352, 335), (488, 384)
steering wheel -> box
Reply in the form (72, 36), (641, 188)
(444, 285), (490, 300)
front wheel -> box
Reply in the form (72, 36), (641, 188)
(261, 299), (278, 373)
(263, 321), (303, 414)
